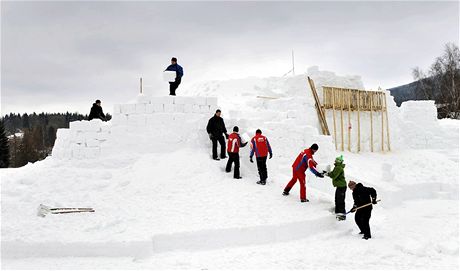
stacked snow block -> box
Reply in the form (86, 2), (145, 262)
(102, 96), (219, 156)
(398, 101), (443, 149)
(52, 119), (112, 160)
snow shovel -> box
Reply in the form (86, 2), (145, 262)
(37, 204), (95, 217)
(345, 199), (381, 215)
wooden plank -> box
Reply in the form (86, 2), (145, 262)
(357, 90), (361, 153)
(347, 88), (351, 152)
(370, 92), (374, 152)
(383, 92), (391, 151)
(380, 92), (384, 152)
(340, 89), (344, 151)
(308, 77), (330, 135)
(332, 87), (337, 150)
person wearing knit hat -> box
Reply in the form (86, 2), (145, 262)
(348, 181), (377, 240)
(283, 143), (324, 202)
(325, 154), (347, 220)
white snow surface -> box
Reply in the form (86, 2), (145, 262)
(1, 67), (459, 269)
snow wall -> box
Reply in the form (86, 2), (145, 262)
(52, 66), (458, 163)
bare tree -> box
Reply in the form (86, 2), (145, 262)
(413, 43), (460, 118)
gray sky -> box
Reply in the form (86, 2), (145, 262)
(1, 1), (459, 115)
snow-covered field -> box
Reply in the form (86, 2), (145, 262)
(1, 69), (459, 269)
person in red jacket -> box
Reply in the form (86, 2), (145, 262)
(249, 129), (273, 185)
(226, 126), (248, 179)
(283, 143), (324, 202)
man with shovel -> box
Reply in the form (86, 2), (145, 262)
(348, 181), (378, 240)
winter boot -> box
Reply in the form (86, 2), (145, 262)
(301, 199), (310, 203)
(282, 191), (289, 196)
(256, 181), (266, 185)
(336, 214), (346, 221)
(234, 176), (243, 179)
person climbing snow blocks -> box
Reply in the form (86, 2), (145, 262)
(226, 126), (247, 179)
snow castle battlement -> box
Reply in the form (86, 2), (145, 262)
(52, 95), (219, 160)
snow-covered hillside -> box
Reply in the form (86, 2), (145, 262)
(1, 67), (458, 269)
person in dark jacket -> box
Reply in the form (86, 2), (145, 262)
(348, 181), (378, 240)
(326, 155), (347, 220)
(206, 109), (229, 160)
(226, 126), (248, 179)
(164, 57), (184, 96)
(88, 100), (106, 121)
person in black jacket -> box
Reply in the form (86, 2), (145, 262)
(88, 100), (106, 121)
(348, 181), (377, 240)
(206, 109), (229, 160)
(164, 57), (184, 96)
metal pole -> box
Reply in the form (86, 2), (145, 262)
(140, 77), (143, 94)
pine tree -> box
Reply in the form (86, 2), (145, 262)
(0, 121), (10, 168)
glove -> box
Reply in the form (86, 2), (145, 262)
(208, 133), (213, 140)
(322, 170), (328, 176)
(316, 173), (324, 178)
(372, 199), (378, 204)
(225, 133), (229, 139)
(269, 153), (273, 159)
(349, 207), (356, 213)
(250, 157), (254, 163)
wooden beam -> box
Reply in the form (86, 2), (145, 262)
(308, 77), (330, 135)
(332, 87), (337, 150)
(383, 92), (391, 151)
(380, 92), (384, 152)
(340, 89), (344, 151)
(357, 90), (360, 153)
(347, 88), (351, 152)
(370, 92), (374, 152)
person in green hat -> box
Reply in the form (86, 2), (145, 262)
(326, 155), (347, 220)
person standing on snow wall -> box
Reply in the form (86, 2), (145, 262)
(206, 109), (229, 160)
(325, 155), (347, 220)
(164, 57), (183, 96)
(226, 126), (248, 179)
(283, 143), (324, 202)
(249, 129), (273, 185)
(348, 180), (378, 240)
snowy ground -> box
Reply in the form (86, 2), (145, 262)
(1, 73), (459, 269)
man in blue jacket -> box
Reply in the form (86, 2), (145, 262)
(165, 57), (184, 96)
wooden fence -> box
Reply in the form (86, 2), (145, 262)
(322, 86), (391, 152)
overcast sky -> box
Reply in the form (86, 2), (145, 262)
(1, 1), (459, 115)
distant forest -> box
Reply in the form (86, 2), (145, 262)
(0, 112), (111, 168)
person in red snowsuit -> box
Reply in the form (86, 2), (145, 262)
(283, 144), (324, 202)
(249, 129), (273, 185)
(226, 126), (248, 179)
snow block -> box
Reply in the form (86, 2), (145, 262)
(175, 104), (185, 113)
(200, 105), (210, 113)
(135, 103), (146, 114)
(121, 104), (136, 114)
(84, 147), (100, 159)
(163, 70), (176, 82)
(110, 114), (128, 126)
(174, 96), (194, 105)
(183, 104), (193, 113)
(136, 94), (151, 104)
(145, 104), (154, 114)
(164, 104), (175, 113)
(192, 105), (200, 113)
(194, 97), (207, 106)
(153, 103), (164, 113)
(151, 96), (174, 105)
(206, 97), (218, 106)
(113, 104), (122, 114)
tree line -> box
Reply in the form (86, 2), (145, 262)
(0, 112), (111, 168)
(412, 43), (460, 118)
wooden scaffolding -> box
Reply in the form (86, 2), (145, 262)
(321, 86), (391, 152)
